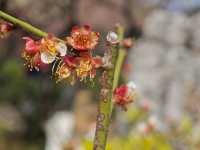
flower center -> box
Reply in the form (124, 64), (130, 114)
(75, 34), (90, 48)
(42, 39), (57, 55)
(57, 65), (71, 80)
(76, 60), (92, 78)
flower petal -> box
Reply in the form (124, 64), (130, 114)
(127, 81), (136, 90)
(66, 26), (99, 51)
(106, 31), (119, 44)
(56, 42), (67, 56)
(41, 52), (56, 64)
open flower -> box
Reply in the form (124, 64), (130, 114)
(113, 81), (137, 111)
(66, 25), (99, 51)
(22, 50), (43, 71)
(22, 37), (43, 71)
(76, 53), (102, 80)
(40, 35), (67, 64)
(23, 37), (40, 54)
(56, 64), (71, 82)
(55, 56), (78, 84)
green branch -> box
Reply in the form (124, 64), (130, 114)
(111, 48), (126, 111)
(112, 25), (126, 90)
(93, 26), (127, 150)
(0, 10), (48, 37)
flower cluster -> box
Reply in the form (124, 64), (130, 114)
(0, 20), (13, 38)
(21, 35), (65, 71)
(113, 81), (137, 111)
(22, 25), (103, 84)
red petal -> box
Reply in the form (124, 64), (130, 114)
(83, 25), (91, 31)
(63, 56), (78, 67)
(95, 32), (100, 37)
(114, 85), (128, 97)
(33, 53), (42, 66)
(92, 57), (102, 68)
(72, 26), (80, 33)
(23, 37), (40, 54)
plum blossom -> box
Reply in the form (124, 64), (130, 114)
(21, 25), (116, 84)
(22, 37), (43, 71)
(66, 25), (99, 51)
(55, 56), (78, 84)
(40, 35), (67, 64)
(113, 81), (137, 111)
(23, 37), (41, 55)
(76, 53), (102, 80)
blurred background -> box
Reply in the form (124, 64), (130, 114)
(1, 0), (200, 149)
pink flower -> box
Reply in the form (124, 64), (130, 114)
(114, 85), (128, 98)
(113, 82), (137, 111)
(66, 25), (99, 51)
(22, 37), (49, 71)
(55, 56), (79, 84)
(76, 53), (102, 79)
(63, 56), (79, 68)
(0, 21), (13, 38)
(40, 35), (67, 64)
(23, 37), (40, 55)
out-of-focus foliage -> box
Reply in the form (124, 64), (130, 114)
(82, 133), (172, 150)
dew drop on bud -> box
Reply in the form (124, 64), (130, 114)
(106, 31), (119, 44)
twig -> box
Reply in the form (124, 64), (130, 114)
(0, 10), (48, 37)
(93, 25), (127, 150)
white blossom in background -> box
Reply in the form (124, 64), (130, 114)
(129, 40), (167, 110)
(164, 13), (190, 46)
(44, 111), (75, 150)
(143, 9), (170, 41)
(128, 9), (200, 128)
(148, 115), (165, 131)
(84, 123), (96, 140)
(190, 12), (200, 49)
(136, 122), (148, 134)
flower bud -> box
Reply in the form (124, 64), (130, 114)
(106, 31), (119, 44)
(122, 38), (134, 48)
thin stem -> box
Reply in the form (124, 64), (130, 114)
(112, 49), (126, 90)
(0, 10), (48, 37)
(93, 46), (117, 150)
(111, 48), (126, 111)
(112, 25), (126, 90)
(93, 26), (126, 150)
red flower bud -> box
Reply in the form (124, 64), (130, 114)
(23, 37), (40, 54)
